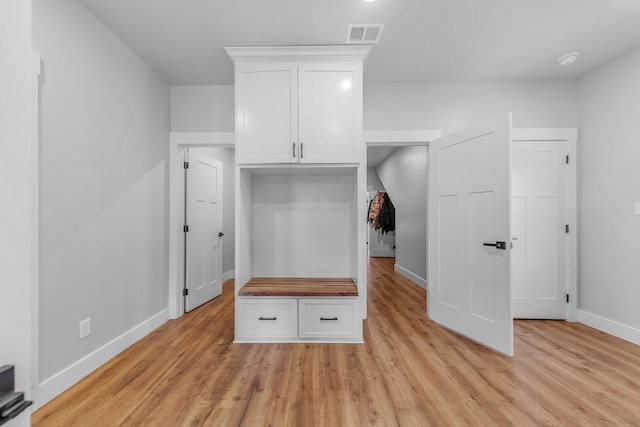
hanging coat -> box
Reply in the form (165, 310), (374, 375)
(376, 192), (395, 234)
(368, 191), (384, 226)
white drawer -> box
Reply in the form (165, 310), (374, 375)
(298, 298), (358, 339)
(237, 298), (297, 340)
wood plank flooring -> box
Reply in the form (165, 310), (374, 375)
(33, 257), (640, 426)
(239, 278), (358, 297)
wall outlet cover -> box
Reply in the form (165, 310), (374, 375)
(79, 318), (91, 340)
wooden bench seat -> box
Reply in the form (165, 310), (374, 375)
(238, 278), (358, 297)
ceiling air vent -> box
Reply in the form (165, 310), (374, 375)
(346, 24), (384, 44)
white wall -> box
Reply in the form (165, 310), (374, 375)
(364, 80), (579, 133)
(190, 147), (236, 276)
(251, 174), (355, 278)
(0, 0), (35, 424)
(34, 0), (170, 388)
(578, 45), (640, 332)
(376, 146), (428, 284)
(171, 80), (579, 134)
(171, 85), (235, 132)
(367, 168), (386, 192)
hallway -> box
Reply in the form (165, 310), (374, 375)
(34, 257), (640, 425)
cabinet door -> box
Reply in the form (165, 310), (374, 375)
(235, 62), (298, 164)
(298, 62), (362, 163)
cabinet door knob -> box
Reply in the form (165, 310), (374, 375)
(292, 142), (296, 158)
(300, 142), (304, 159)
(259, 316), (277, 321)
(320, 317), (338, 321)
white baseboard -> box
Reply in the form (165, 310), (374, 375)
(394, 264), (427, 289)
(36, 309), (169, 409)
(223, 270), (235, 281)
(578, 310), (640, 346)
(369, 249), (396, 257)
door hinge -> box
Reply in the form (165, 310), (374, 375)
(184, 161), (189, 169)
(565, 224), (570, 233)
(565, 155), (569, 164)
(183, 288), (189, 296)
(566, 293), (570, 303)
(183, 225), (189, 233)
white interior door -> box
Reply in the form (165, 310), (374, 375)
(428, 114), (513, 356)
(511, 141), (568, 319)
(185, 149), (223, 312)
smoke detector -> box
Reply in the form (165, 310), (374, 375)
(558, 52), (579, 66)
(346, 24), (384, 44)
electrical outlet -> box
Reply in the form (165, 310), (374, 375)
(79, 318), (91, 340)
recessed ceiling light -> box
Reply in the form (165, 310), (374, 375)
(558, 52), (580, 66)
(364, 0), (376, 2)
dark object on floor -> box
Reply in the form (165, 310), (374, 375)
(0, 365), (33, 425)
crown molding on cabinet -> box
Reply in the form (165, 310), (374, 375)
(224, 45), (372, 62)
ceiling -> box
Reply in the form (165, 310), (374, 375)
(78, 0), (640, 86)
(368, 146), (398, 169)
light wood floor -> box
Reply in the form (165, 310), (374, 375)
(34, 257), (640, 426)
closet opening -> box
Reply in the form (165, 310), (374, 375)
(364, 130), (438, 304)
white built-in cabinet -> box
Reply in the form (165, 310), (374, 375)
(225, 46), (371, 343)
(233, 50), (364, 165)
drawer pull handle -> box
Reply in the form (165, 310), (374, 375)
(320, 317), (338, 321)
(259, 316), (277, 321)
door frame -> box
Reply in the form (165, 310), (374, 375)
(169, 132), (234, 319)
(511, 128), (578, 321)
(364, 130), (442, 318)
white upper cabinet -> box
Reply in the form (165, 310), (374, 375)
(226, 46), (370, 165)
(235, 62), (298, 164)
(298, 62), (361, 163)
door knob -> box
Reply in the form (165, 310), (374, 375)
(483, 241), (506, 249)
(218, 232), (224, 237)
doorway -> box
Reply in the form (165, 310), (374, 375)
(365, 126), (577, 356)
(364, 131), (441, 296)
(511, 129), (578, 321)
(427, 121), (578, 355)
(168, 132), (235, 319)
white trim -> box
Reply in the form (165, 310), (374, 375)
(566, 136), (578, 322)
(511, 128), (578, 141)
(511, 128), (579, 321)
(31, 51), (41, 406)
(369, 249), (396, 258)
(224, 45), (372, 62)
(234, 339), (364, 344)
(364, 130), (441, 145)
(169, 132), (235, 319)
(578, 310), (640, 347)
(223, 270), (235, 282)
(171, 131), (235, 146)
(394, 264), (427, 289)
(36, 309), (169, 409)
